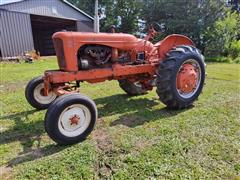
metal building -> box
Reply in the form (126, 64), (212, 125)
(0, 0), (94, 58)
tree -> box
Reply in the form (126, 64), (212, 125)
(67, 0), (95, 16)
(68, 0), (239, 62)
(206, 11), (240, 62)
(67, 0), (142, 33)
(100, 0), (143, 33)
(141, 0), (226, 52)
(207, 12), (239, 52)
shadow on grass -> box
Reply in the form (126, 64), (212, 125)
(110, 107), (182, 128)
(0, 110), (67, 167)
(94, 94), (158, 117)
(94, 94), (191, 128)
(7, 144), (66, 167)
(0, 110), (41, 146)
(0, 93), (189, 166)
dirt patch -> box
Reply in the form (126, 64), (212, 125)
(92, 129), (113, 152)
(110, 115), (146, 128)
(0, 166), (12, 180)
(96, 161), (114, 178)
(92, 118), (115, 178)
(92, 118), (113, 152)
(0, 81), (26, 93)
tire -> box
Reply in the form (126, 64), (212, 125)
(118, 79), (148, 96)
(156, 45), (205, 109)
(44, 93), (97, 145)
(25, 76), (57, 110)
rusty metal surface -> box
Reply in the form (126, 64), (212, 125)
(44, 64), (156, 84)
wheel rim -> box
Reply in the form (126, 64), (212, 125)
(33, 83), (57, 104)
(176, 59), (201, 99)
(58, 104), (91, 137)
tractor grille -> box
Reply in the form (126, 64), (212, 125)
(53, 38), (66, 69)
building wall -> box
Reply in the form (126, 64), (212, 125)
(0, 0), (92, 21)
(0, 9), (34, 57)
(0, 0), (94, 58)
(77, 20), (94, 32)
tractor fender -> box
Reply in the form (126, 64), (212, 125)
(155, 34), (195, 59)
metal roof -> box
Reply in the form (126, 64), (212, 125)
(0, 0), (23, 5)
(0, 0), (93, 20)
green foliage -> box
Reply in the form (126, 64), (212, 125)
(100, 0), (143, 33)
(68, 0), (142, 33)
(142, 0), (226, 50)
(230, 40), (240, 59)
(67, 0), (95, 16)
(233, 57), (240, 63)
(205, 12), (240, 63)
(68, 0), (239, 63)
(205, 57), (232, 63)
(99, 0), (118, 32)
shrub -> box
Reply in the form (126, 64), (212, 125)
(206, 11), (240, 63)
(206, 57), (232, 63)
(229, 40), (240, 59)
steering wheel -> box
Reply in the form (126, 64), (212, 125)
(144, 22), (165, 41)
(151, 22), (165, 32)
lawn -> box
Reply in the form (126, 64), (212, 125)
(0, 57), (240, 179)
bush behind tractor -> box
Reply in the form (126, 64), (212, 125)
(25, 24), (205, 145)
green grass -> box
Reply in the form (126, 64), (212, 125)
(0, 58), (240, 179)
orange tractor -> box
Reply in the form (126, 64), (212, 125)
(25, 24), (205, 145)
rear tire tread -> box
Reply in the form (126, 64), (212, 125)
(119, 79), (147, 96)
(156, 45), (205, 109)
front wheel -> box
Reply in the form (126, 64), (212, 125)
(25, 76), (57, 110)
(156, 45), (205, 109)
(44, 94), (97, 145)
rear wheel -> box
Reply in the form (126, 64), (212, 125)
(25, 76), (57, 110)
(118, 79), (147, 96)
(44, 94), (97, 145)
(156, 45), (205, 109)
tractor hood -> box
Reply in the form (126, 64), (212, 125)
(52, 31), (155, 71)
(52, 32), (154, 51)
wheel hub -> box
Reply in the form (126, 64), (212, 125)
(69, 114), (80, 126)
(177, 64), (198, 94)
(34, 83), (57, 104)
(58, 104), (91, 137)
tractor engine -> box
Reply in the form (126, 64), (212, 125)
(77, 45), (131, 70)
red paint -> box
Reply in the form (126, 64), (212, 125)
(69, 115), (80, 126)
(176, 64), (198, 93)
(44, 30), (195, 94)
